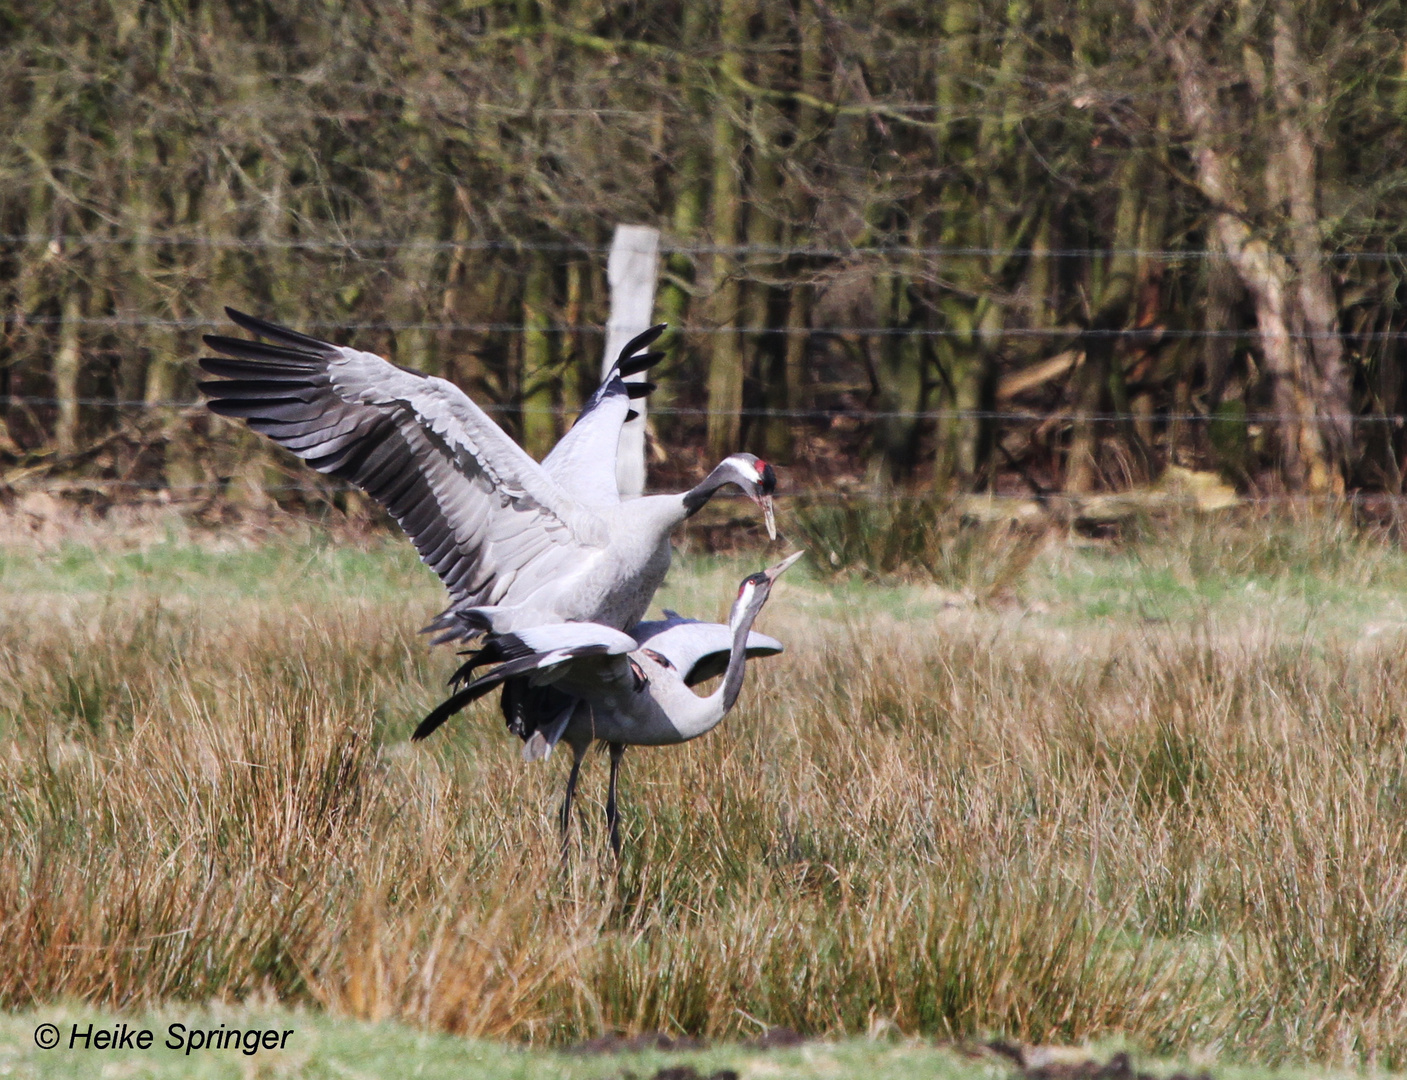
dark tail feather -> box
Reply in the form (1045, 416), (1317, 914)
(414, 649), (564, 740)
(414, 663), (519, 739)
(448, 648), (489, 687)
(413, 684), (488, 741)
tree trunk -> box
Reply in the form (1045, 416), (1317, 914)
(135, 156), (181, 407)
(746, 0), (788, 458)
(520, 254), (556, 458)
(868, 246), (926, 485)
(766, 0), (826, 462)
(53, 289), (83, 455)
(1143, 2), (1348, 493)
(561, 258), (588, 418)
(705, 0), (750, 458)
(1066, 156), (1141, 493)
(1271, 1), (1349, 484)
(656, 1), (711, 448)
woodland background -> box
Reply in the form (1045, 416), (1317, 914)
(3, 0), (1407, 511)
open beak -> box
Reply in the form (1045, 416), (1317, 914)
(756, 493), (777, 540)
(764, 550), (804, 581)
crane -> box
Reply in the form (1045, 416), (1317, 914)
(412, 551), (803, 854)
(199, 309), (778, 639)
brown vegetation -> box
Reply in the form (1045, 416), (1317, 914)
(5, 524), (1407, 1065)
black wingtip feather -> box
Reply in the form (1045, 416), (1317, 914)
(224, 308), (338, 355)
(617, 323), (667, 364)
(198, 356), (322, 380)
(625, 409), (639, 423)
(624, 381), (656, 399)
(202, 334), (326, 365)
(617, 349), (667, 377)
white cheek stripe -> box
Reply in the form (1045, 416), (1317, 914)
(729, 455), (762, 482)
(730, 584), (755, 629)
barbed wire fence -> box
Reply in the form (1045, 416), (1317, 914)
(5, 233), (1406, 512)
(7, 316), (1405, 343)
(7, 396), (1407, 425)
(5, 391), (1406, 507)
(5, 233), (1407, 261)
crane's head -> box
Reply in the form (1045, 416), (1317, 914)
(729, 550), (804, 632)
(717, 453), (778, 539)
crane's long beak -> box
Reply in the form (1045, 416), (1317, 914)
(763, 549), (804, 581)
(756, 494), (777, 540)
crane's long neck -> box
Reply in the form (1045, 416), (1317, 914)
(716, 594), (764, 714)
(680, 461), (738, 518)
(668, 588), (766, 742)
(624, 465), (736, 542)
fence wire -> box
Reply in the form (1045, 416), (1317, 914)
(4, 233), (1405, 262)
(4, 395), (1404, 426)
(6, 314), (1402, 342)
(20, 477), (1407, 508)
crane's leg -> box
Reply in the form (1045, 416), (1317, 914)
(558, 741), (587, 859)
(604, 742), (626, 857)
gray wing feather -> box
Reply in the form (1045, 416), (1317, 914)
(632, 615), (784, 686)
(541, 325), (665, 506)
(201, 311), (605, 606)
(540, 374), (633, 508)
(504, 622), (638, 657)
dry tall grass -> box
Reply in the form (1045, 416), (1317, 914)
(4, 526), (1407, 1066)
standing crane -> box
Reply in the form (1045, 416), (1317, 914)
(413, 551), (804, 854)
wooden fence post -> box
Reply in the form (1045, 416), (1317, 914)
(603, 224), (661, 498)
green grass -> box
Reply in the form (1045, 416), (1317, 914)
(8, 506), (1407, 636)
(0, 531), (434, 602)
(0, 1005), (1376, 1079)
(1024, 512), (1407, 636)
(791, 498), (1407, 630)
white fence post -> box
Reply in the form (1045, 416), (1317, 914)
(603, 224), (661, 499)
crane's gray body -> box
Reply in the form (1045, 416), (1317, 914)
(489, 495), (680, 633)
(417, 556), (799, 756)
(553, 603), (786, 748)
(200, 309), (793, 857)
(523, 638), (765, 749)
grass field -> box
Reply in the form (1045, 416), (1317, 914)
(5, 508), (1407, 1075)
(0, 1003), (1354, 1080)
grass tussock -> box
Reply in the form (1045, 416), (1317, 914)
(5, 524), (1407, 1066)
(790, 494), (1046, 595)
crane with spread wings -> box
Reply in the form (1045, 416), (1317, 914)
(199, 309), (777, 636)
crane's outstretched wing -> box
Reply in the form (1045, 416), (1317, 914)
(413, 621), (636, 740)
(199, 309), (606, 606)
(632, 612), (784, 686)
(539, 324), (665, 506)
